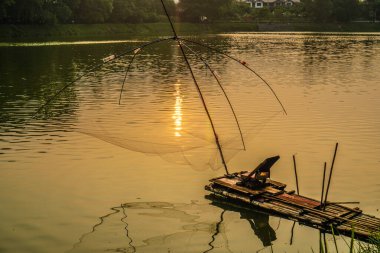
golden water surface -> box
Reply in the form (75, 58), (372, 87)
(0, 32), (380, 253)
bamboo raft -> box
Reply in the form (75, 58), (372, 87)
(205, 156), (380, 241)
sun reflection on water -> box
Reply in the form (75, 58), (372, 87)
(173, 81), (183, 137)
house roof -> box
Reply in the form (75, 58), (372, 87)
(260, 0), (277, 3)
(251, 0), (301, 3)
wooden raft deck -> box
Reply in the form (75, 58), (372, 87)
(205, 171), (380, 241)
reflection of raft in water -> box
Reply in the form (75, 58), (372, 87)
(205, 156), (380, 241)
(206, 194), (277, 247)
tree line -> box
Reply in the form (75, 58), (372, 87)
(0, 0), (379, 25)
(0, 0), (175, 24)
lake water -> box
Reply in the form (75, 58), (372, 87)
(1, 32), (380, 253)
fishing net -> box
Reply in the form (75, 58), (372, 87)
(33, 40), (284, 171)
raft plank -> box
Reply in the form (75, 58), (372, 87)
(351, 215), (380, 229)
(206, 172), (380, 241)
(206, 185), (321, 225)
(276, 193), (321, 209)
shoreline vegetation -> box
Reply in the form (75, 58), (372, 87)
(1, 22), (380, 41)
(1, 0), (379, 41)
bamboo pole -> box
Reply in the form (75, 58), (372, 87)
(324, 143), (339, 210)
(178, 38), (288, 115)
(181, 42), (246, 151)
(32, 37), (174, 119)
(320, 162), (327, 207)
(160, 0), (230, 174)
(293, 155), (300, 195)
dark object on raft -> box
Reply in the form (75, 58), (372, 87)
(205, 156), (380, 241)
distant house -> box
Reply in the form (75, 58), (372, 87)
(236, 0), (300, 8)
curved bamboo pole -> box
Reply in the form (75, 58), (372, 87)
(178, 38), (287, 115)
(181, 41), (246, 151)
(119, 52), (138, 105)
(32, 37), (175, 119)
(160, 0), (230, 174)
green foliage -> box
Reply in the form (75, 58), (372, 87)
(110, 0), (175, 23)
(0, 0), (73, 24)
(332, 0), (359, 22)
(301, 0), (360, 22)
(70, 0), (113, 24)
(0, 0), (376, 25)
(350, 229), (356, 253)
(313, 230), (380, 253)
(0, 0), (177, 24)
(357, 232), (380, 253)
(307, 0), (333, 22)
(231, 2), (253, 21)
(252, 8), (272, 21)
(363, 0), (380, 22)
(51, 2), (72, 23)
(178, 0), (234, 22)
(7, 0), (44, 24)
(0, 0), (14, 21)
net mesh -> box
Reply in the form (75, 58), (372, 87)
(34, 40), (284, 171)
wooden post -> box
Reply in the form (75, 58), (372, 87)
(320, 162), (327, 207)
(323, 143), (339, 210)
(293, 155), (300, 195)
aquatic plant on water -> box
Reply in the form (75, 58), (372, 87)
(323, 229), (380, 253)
(356, 232), (380, 253)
